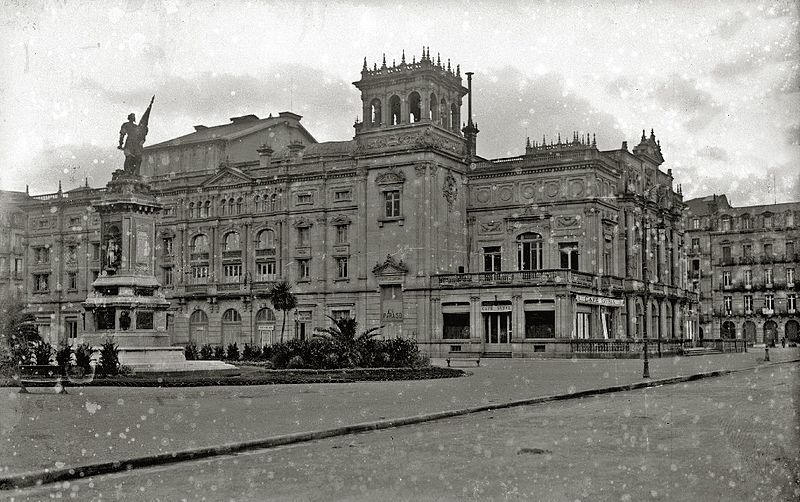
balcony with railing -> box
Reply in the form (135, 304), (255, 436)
(435, 269), (596, 289)
(222, 250), (242, 260)
(190, 252), (210, 261)
(255, 248), (276, 258)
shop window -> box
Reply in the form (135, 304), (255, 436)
(574, 312), (591, 339)
(443, 313), (470, 339)
(525, 311), (555, 338)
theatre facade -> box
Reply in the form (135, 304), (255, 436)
(11, 49), (699, 357)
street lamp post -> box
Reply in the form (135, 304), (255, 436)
(641, 203), (651, 379)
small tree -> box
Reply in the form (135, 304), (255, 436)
(74, 343), (94, 374)
(314, 316), (383, 367)
(32, 341), (53, 366)
(0, 292), (40, 363)
(226, 342), (240, 361)
(98, 338), (120, 376)
(268, 281), (297, 343)
(55, 342), (73, 374)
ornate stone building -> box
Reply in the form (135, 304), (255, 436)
(0, 190), (27, 295)
(6, 49), (700, 357)
(684, 194), (800, 345)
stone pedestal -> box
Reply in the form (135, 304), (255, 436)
(82, 171), (238, 376)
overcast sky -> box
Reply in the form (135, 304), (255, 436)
(1, 0), (797, 206)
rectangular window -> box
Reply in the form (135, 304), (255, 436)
(691, 238), (700, 249)
(483, 246), (502, 272)
(257, 261), (277, 281)
(223, 264), (242, 282)
(764, 243), (773, 257)
(525, 311), (555, 338)
(33, 273), (49, 292)
(336, 257), (349, 279)
(724, 296), (732, 315)
(788, 294), (797, 311)
(692, 259), (700, 279)
(723, 271), (731, 287)
(744, 269), (752, 286)
(384, 190), (401, 218)
(163, 206), (175, 217)
(68, 216), (81, 227)
(297, 227), (309, 246)
(34, 246), (49, 264)
(66, 245), (78, 264)
(336, 225), (348, 244)
(559, 243), (579, 271)
(14, 258), (22, 278)
(574, 312), (591, 339)
(191, 265), (208, 284)
(721, 218), (731, 231)
(163, 267), (173, 286)
(788, 268), (795, 285)
(787, 241), (795, 258)
(764, 215), (773, 228)
(743, 244), (752, 259)
(692, 218), (700, 229)
(443, 312), (470, 339)
(67, 272), (77, 290)
(334, 190), (351, 201)
(66, 320), (78, 339)
(787, 213), (795, 227)
(298, 259), (310, 280)
(744, 295), (753, 313)
(765, 294), (775, 311)
(296, 193), (313, 205)
(765, 268), (773, 285)
(162, 238), (173, 256)
(92, 243), (101, 261)
(722, 246), (731, 263)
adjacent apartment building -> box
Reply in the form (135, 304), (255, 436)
(7, 49), (701, 357)
(684, 194), (799, 345)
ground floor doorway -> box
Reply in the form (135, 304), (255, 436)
(483, 312), (512, 350)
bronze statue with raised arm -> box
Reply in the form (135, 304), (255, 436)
(118, 96), (155, 176)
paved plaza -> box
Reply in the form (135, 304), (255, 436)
(10, 358), (799, 501)
(1, 349), (797, 481)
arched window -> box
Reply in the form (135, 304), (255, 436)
(439, 98), (449, 128)
(764, 320), (778, 346)
(188, 202), (195, 219)
(202, 201), (210, 218)
(256, 308), (276, 322)
(236, 197), (243, 214)
(740, 214), (751, 230)
(429, 93), (437, 121)
(254, 195), (261, 212)
(191, 234), (209, 253)
(370, 98), (382, 126)
(517, 232), (543, 271)
(408, 92), (421, 122)
(228, 198), (236, 216)
(650, 301), (659, 339)
(450, 102), (460, 132)
(224, 232), (240, 251)
(220, 199), (227, 216)
(665, 302), (673, 338)
(389, 95), (402, 126)
(635, 301), (644, 338)
(270, 194), (277, 211)
(221, 309), (242, 346)
(743, 321), (757, 344)
(189, 310), (209, 345)
(721, 321), (736, 340)
(257, 229), (275, 249)
(786, 320), (799, 343)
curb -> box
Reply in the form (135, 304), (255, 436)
(2, 358), (798, 491)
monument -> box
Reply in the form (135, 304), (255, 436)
(81, 98), (238, 376)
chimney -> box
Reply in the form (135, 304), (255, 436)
(257, 144), (274, 168)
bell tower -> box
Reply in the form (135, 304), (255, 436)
(353, 47), (468, 138)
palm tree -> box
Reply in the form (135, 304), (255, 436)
(314, 316), (383, 367)
(268, 281), (297, 343)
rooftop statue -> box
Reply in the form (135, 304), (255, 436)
(118, 96), (155, 176)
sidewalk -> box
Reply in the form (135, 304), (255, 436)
(1, 348), (797, 477)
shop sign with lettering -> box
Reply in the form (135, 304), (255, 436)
(480, 304), (513, 313)
(575, 295), (624, 307)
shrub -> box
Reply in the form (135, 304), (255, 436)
(261, 345), (273, 361)
(199, 344), (214, 360)
(74, 343), (94, 374)
(381, 338), (421, 368)
(98, 338), (120, 376)
(226, 342), (240, 361)
(55, 343), (73, 374)
(213, 345), (225, 360)
(184, 342), (199, 360)
(32, 341), (53, 366)
(242, 343), (262, 361)
(269, 342), (294, 369)
(10, 341), (31, 366)
(287, 355), (305, 369)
